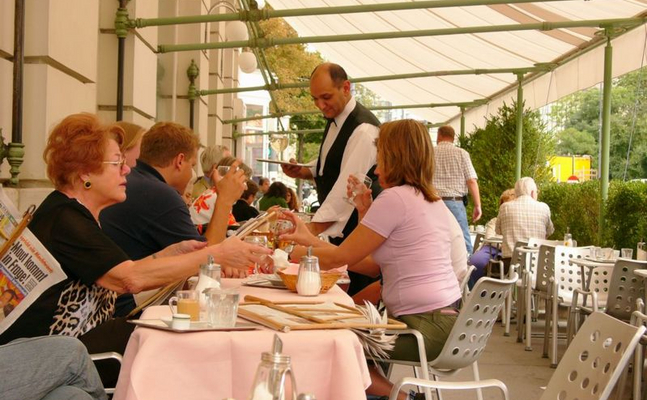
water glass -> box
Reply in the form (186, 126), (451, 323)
(344, 173), (372, 205)
(205, 287), (240, 328)
(244, 235), (270, 274)
(273, 219), (295, 251)
(621, 248), (634, 259)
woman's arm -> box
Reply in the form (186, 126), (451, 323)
(347, 254), (380, 277)
(287, 224), (385, 271)
(96, 236), (270, 293)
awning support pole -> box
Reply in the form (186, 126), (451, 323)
(599, 31), (613, 241)
(515, 73), (524, 182)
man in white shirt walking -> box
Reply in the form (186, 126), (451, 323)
(433, 125), (482, 254)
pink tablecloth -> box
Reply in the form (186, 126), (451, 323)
(113, 279), (370, 400)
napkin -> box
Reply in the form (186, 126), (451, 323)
(272, 249), (291, 269)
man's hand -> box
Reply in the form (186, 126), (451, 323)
(281, 158), (313, 180)
(208, 236), (272, 270)
(472, 205), (482, 222)
(216, 160), (247, 207)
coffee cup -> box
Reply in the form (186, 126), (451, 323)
(169, 290), (200, 321)
(171, 313), (191, 330)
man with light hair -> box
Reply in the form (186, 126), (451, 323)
(192, 144), (231, 199)
(433, 125), (481, 254)
(496, 177), (554, 265)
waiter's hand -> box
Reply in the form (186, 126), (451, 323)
(281, 158), (313, 180)
(472, 205), (482, 222)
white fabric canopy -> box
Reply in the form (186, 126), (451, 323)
(264, 0), (647, 130)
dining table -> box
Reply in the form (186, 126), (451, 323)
(113, 279), (371, 400)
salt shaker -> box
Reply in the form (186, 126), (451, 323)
(249, 335), (297, 400)
(296, 247), (321, 296)
(195, 255), (221, 318)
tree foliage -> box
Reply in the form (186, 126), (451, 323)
(258, 12), (382, 163)
(549, 66), (647, 179)
(555, 127), (597, 157)
(459, 101), (555, 222)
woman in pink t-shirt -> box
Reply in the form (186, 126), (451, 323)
(282, 119), (461, 400)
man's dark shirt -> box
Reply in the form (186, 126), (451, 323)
(100, 160), (205, 261)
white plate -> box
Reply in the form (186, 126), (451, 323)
(256, 158), (310, 168)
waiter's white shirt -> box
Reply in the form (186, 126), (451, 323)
(308, 97), (379, 238)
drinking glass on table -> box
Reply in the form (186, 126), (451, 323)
(244, 235), (271, 274)
(621, 248), (634, 259)
(344, 173), (372, 206)
(273, 218), (296, 266)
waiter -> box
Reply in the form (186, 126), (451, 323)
(282, 63), (380, 295)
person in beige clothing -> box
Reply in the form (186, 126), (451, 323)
(496, 177), (555, 263)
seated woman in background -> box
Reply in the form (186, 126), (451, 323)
(281, 119), (460, 400)
(232, 179), (260, 223)
(468, 188), (515, 286)
(114, 121), (145, 168)
(286, 187), (300, 211)
(259, 181), (289, 211)
(191, 156), (254, 230)
(0, 114), (268, 386)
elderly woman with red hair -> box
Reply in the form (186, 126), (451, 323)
(0, 113), (268, 385)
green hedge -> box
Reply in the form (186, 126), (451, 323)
(539, 180), (647, 248)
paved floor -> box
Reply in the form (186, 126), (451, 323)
(387, 317), (638, 400)
(387, 321), (561, 400)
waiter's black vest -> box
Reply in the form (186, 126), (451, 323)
(314, 101), (380, 244)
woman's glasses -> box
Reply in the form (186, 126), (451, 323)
(102, 156), (127, 169)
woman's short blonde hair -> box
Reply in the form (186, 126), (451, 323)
(499, 189), (516, 205)
(376, 119), (440, 202)
(44, 113), (124, 190)
(115, 121), (145, 151)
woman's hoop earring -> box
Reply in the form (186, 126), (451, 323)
(83, 181), (92, 190)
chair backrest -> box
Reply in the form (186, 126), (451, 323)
(428, 273), (518, 370)
(473, 233), (485, 251)
(605, 259), (647, 321)
(535, 244), (557, 293)
(540, 312), (645, 400)
(537, 245), (592, 301)
(521, 239), (562, 288)
(509, 240), (529, 267)
(461, 265), (477, 301)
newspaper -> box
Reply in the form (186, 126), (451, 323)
(0, 187), (66, 334)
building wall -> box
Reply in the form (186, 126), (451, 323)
(0, 0), (248, 210)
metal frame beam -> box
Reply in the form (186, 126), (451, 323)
(157, 17), (645, 53)
(223, 100), (486, 124)
(198, 66), (547, 96)
(128, 0), (570, 28)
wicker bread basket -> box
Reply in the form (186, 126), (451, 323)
(276, 271), (342, 294)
